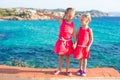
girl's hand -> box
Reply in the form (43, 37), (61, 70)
(73, 42), (77, 49)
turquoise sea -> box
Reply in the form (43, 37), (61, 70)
(0, 17), (120, 72)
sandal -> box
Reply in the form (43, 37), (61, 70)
(81, 71), (86, 77)
(66, 72), (72, 76)
(54, 70), (61, 75)
(77, 69), (83, 75)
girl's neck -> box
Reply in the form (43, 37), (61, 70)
(81, 25), (89, 29)
(64, 19), (72, 23)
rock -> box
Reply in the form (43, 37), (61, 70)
(0, 8), (109, 20)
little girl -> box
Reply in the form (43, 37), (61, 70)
(73, 13), (93, 76)
(44, 8), (76, 76)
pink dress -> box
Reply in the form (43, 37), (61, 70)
(54, 20), (74, 55)
(73, 27), (91, 59)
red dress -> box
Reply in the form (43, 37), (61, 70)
(73, 27), (91, 59)
(54, 20), (74, 55)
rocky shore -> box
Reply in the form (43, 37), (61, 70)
(0, 8), (109, 20)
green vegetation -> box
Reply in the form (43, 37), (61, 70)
(0, 8), (16, 16)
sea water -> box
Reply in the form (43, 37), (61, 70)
(0, 17), (120, 72)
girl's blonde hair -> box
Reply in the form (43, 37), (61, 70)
(81, 13), (91, 23)
(63, 7), (75, 19)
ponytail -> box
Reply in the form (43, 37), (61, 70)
(63, 14), (66, 20)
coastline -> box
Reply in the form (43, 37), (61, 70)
(0, 65), (120, 80)
(0, 8), (109, 20)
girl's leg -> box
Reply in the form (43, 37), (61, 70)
(79, 58), (83, 70)
(66, 55), (70, 72)
(83, 59), (87, 72)
(76, 58), (83, 75)
(81, 59), (87, 76)
(58, 54), (64, 72)
(66, 55), (72, 76)
(54, 54), (64, 75)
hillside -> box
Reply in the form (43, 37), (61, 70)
(0, 8), (109, 20)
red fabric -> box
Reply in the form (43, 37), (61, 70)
(78, 27), (90, 46)
(59, 20), (74, 39)
(73, 27), (91, 59)
(54, 20), (74, 55)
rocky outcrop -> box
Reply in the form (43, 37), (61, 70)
(1, 16), (23, 20)
(0, 8), (109, 20)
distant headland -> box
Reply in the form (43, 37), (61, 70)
(0, 8), (109, 20)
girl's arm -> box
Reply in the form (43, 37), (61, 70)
(73, 27), (77, 44)
(87, 29), (93, 48)
(73, 26), (78, 49)
(76, 29), (79, 43)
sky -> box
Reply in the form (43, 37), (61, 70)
(0, 0), (120, 12)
